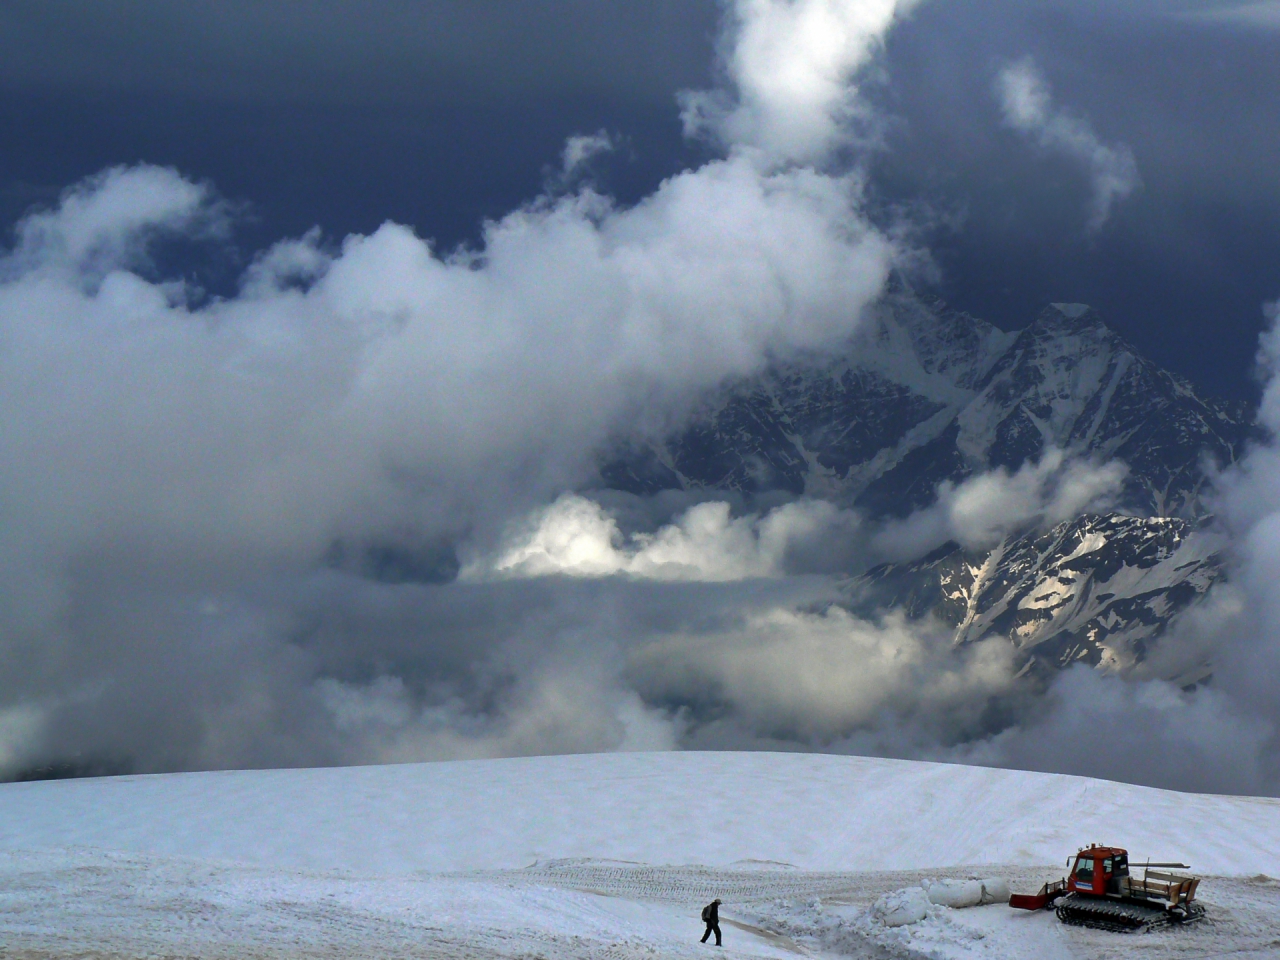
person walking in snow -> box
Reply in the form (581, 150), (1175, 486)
(700, 898), (722, 946)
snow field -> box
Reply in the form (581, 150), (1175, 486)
(7, 851), (1280, 960)
(2, 752), (1278, 875)
(4, 751), (1280, 958)
(497, 860), (1280, 958)
(0, 849), (824, 960)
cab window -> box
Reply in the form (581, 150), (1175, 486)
(1075, 857), (1095, 883)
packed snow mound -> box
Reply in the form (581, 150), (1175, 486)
(873, 886), (931, 926)
(2, 751), (1279, 877)
(873, 877), (1012, 926)
(922, 877), (1010, 908)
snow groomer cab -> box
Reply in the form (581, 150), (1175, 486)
(1067, 845), (1128, 895)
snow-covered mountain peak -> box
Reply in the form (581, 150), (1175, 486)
(601, 290), (1247, 519)
(1049, 301), (1091, 319)
(955, 304), (1135, 466)
(858, 292), (1016, 395)
(1026, 302), (1113, 340)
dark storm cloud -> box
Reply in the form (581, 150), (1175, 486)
(0, 2), (723, 256)
(3, 0), (1276, 397)
(867, 0), (1280, 400)
(0, 1), (721, 105)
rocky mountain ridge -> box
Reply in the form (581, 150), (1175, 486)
(847, 513), (1221, 686)
(601, 292), (1249, 681)
(602, 294), (1249, 520)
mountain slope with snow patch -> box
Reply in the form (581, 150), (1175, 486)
(850, 515), (1223, 682)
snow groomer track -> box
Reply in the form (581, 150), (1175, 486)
(501, 858), (892, 903)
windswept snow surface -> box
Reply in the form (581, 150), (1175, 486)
(3, 752), (1280, 959)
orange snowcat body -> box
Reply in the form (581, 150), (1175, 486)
(1009, 843), (1203, 931)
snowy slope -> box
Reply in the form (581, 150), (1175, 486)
(2, 751), (1277, 876)
(5, 752), (1280, 960)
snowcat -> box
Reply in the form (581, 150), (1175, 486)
(1009, 844), (1204, 931)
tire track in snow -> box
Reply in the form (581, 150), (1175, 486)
(7, 851), (1280, 959)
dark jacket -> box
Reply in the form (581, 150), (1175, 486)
(702, 901), (720, 925)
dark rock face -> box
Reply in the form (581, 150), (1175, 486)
(848, 514), (1223, 683)
(947, 304), (1249, 519)
(670, 391), (812, 495)
(598, 443), (682, 497)
(855, 421), (968, 517)
(600, 292), (1010, 502)
(665, 368), (946, 495)
(601, 297), (1249, 520)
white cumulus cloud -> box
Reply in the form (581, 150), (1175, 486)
(469, 494), (859, 582)
(1182, 1), (1280, 29)
(0, 0), (923, 777)
(628, 606), (1015, 742)
(997, 57), (1140, 231)
(560, 130), (617, 178)
(874, 448), (1129, 559)
(681, 0), (922, 165)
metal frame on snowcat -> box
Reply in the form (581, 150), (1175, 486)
(1009, 843), (1204, 932)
